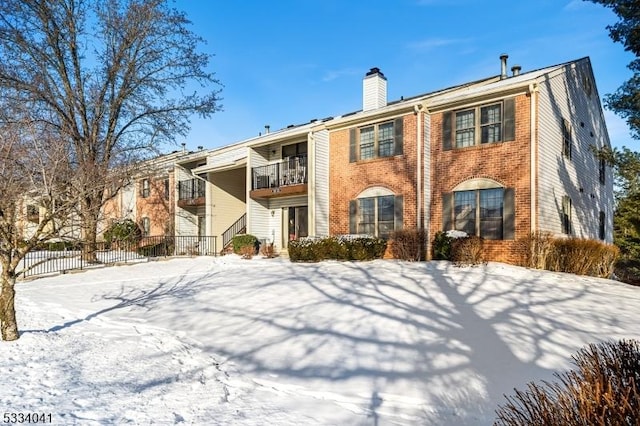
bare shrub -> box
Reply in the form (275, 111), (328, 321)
(391, 228), (426, 261)
(239, 245), (254, 260)
(495, 339), (640, 426)
(552, 238), (620, 278)
(517, 231), (555, 269)
(451, 236), (484, 266)
(260, 242), (277, 258)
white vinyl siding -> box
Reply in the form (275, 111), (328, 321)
(174, 166), (198, 235)
(210, 167), (246, 245)
(314, 130), (330, 237)
(536, 59), (614, 242)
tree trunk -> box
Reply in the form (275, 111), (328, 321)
(81, 198), (100, 263)
(0, 270), (19, 341)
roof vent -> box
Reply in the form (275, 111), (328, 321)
(500, 54), (508, 80)
(363, 67), (387, 111)
(511, 65), (521, 77)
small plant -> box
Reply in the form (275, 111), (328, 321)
(432, 231), (453, 260)
(517, 231), (555, 270)
(232, 234), (258, 254)
(104, 219), (142, 246)
(451, 235), (484, 266)
(391, 228), (426, 261)
(260, 242), (277, 258)
(239, 245), (254, 259)
(495, 339), (640, 426)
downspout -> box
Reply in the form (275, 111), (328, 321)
(414, 104), (423, 231)
(307, 131), (315, 237)
(529, 82), (539, 232)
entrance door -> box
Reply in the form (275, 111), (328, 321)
(287, 206), (308, 242)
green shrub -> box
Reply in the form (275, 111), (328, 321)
(40, 240), (80, 251)
(348, 237), (387, 261)
(232, 234), (258, 254)
(288, 238), (324, 262)
(451, 235), (484, 266)
(104, 219), (141, 245)
(288, 236), (387, 263)
(432, 231), (453, 260)
(392, 228), (427, 261)
(495, 339), (640, 426)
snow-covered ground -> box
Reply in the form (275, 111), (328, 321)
(2, 256), (639, 425)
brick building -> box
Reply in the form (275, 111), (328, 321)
(106, 55), (613, 263)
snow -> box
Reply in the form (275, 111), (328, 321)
(2, 256), (639, 425)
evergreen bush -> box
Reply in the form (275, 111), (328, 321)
(232, 234), (258, 254)
(288, 236), (387, 263)
(104, 219), (141, 245)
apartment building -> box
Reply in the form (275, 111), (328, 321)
(112, 55), (613, 263)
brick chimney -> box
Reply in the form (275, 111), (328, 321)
(363, 67), (387, 111)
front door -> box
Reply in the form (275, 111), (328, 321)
(287, 206), (308, 243)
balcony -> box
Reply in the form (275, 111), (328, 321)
(177, 179), (206, 208)
(250, 156), (308, 199)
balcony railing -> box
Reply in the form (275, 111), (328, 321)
(177, 179), (206, 207)
(252, 156), (307, 190)
(178, 179), (205, 199)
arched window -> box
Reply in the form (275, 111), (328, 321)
(349, 187), (403, 239)
(442, 178), (515, 240)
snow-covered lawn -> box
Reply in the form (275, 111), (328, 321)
(2, 256), (639, 425)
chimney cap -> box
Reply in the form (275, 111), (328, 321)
(500, 53), (509, 60)
(366, 67), (385, 78)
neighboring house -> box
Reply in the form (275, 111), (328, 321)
(102, 54), (613, 264)
(101, 148), (212, 241)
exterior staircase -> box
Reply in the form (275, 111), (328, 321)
(221, 214), (246, 254)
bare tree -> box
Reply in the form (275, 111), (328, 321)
(0, 121), (76, 341)
(0, 0), (220, 260)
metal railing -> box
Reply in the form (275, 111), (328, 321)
(252, 156), (307, 190)
(222, 214), (246, 249)
(18, 235), (217, 279)
(178, 179), (206, 200)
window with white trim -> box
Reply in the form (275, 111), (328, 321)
(562, 196), (572, 234)
(443, 98), (515, 150)
(562, 119), (572, 159)
(350, 118), (404, 162)
(442, 179), (515, 240)
(141, 179), (150, 198)
(141, 217), (150, 237)
(349, 191), (403, 239)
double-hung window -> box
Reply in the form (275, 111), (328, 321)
(350, 118), (404, 162)
(562, 119), (572, 159)
(562, 196), (572, 235)
(141, 217), (150, 237)
(141, 179), (150, 198)
(443, 98), (515, 150)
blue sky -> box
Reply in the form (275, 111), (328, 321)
(176, 0), (636, 151)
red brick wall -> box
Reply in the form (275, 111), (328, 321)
(329, 113), (421, 235)
(136, 173), (175, 236)
(430, 94), (532, 264)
